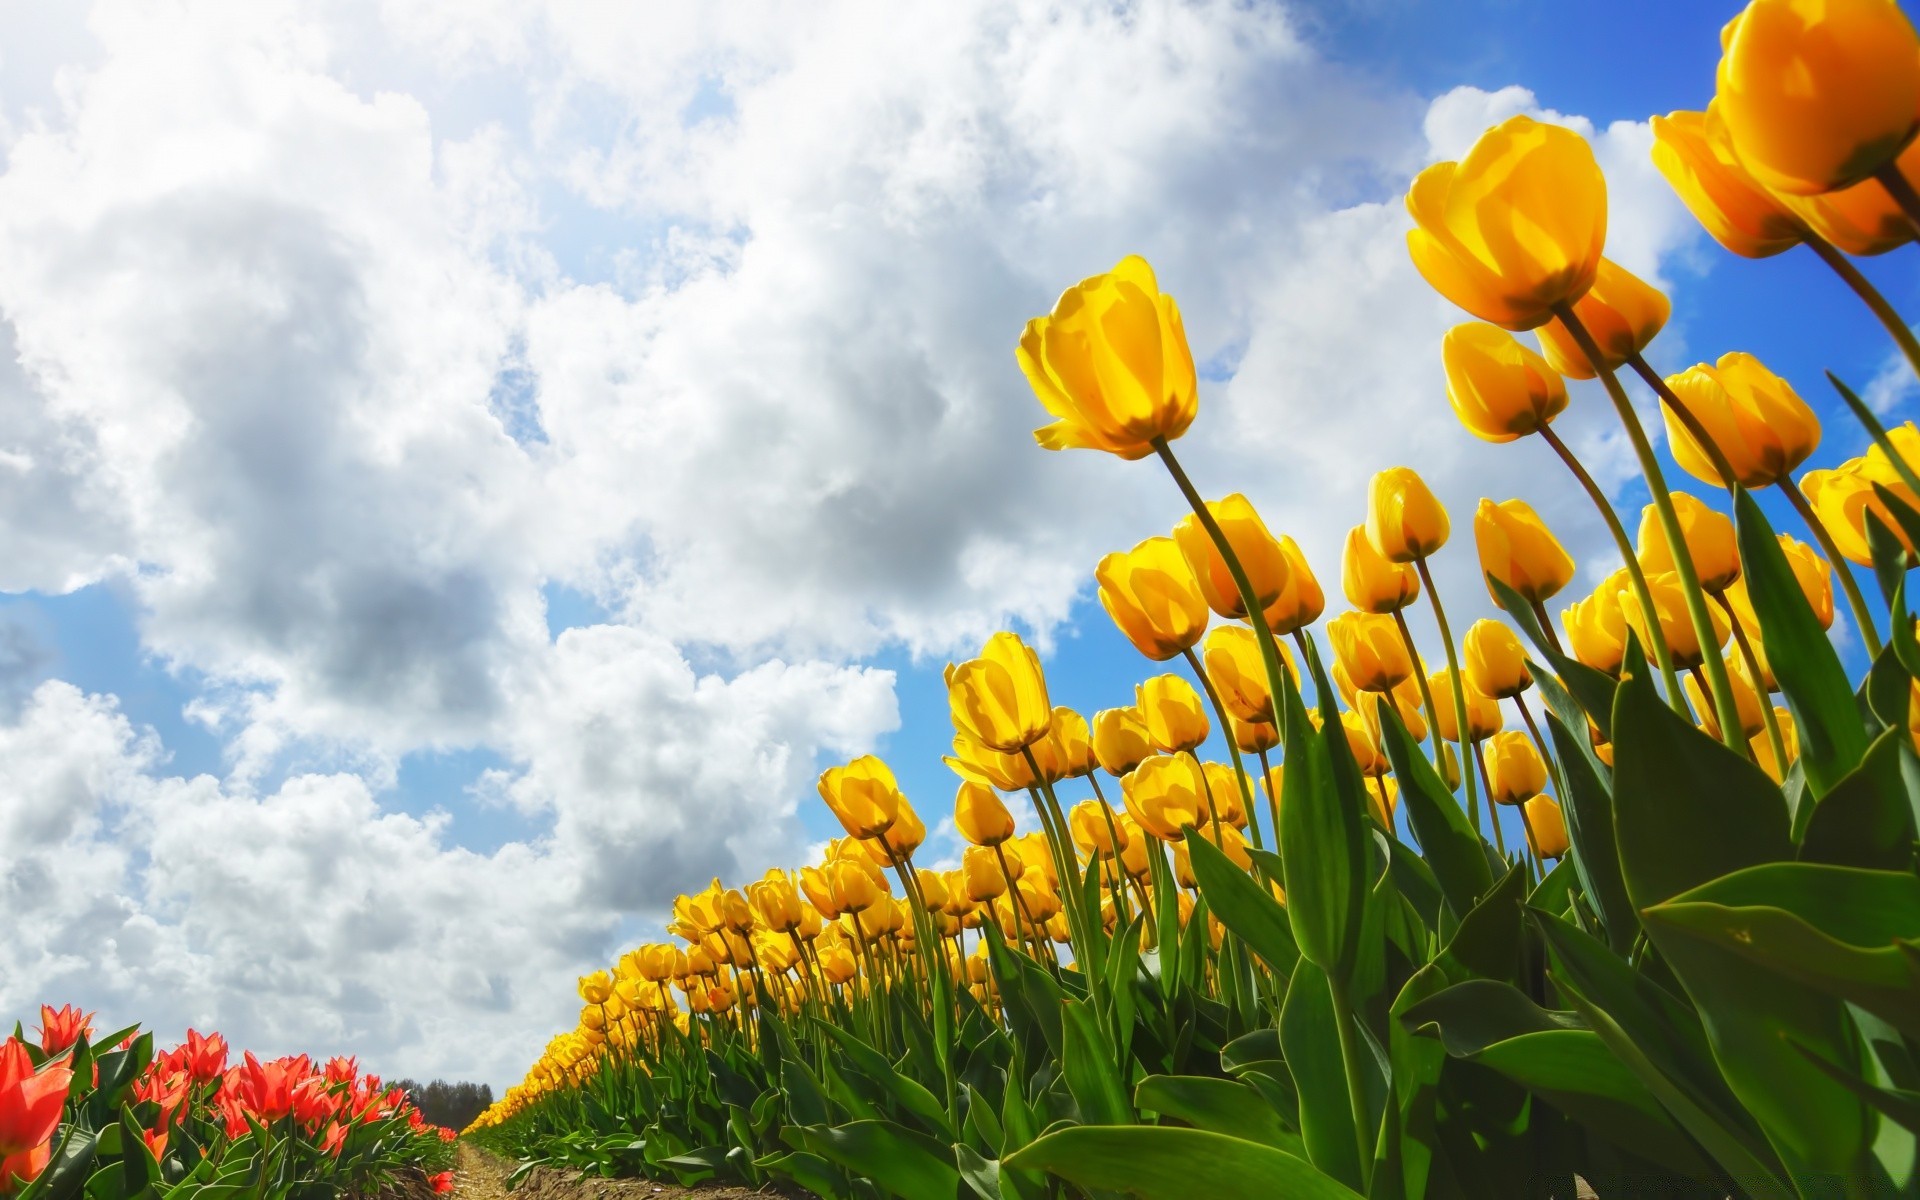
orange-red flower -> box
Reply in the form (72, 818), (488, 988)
(35, 1006), (93, 1057)
(0, 1037), (71, 1194)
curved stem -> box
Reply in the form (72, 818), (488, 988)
(1085, 774), (1133, 880)
(1555, 304), (1746, 752)
(1805, 234), (1920, 384)
(1873, 162), (1920, 240)
(1325, 973), (1376, 1190)
(1530, 599), (1566, 657)
(1780, 474), (1885, 657)
(1181, 645), (1266, 850)
(1537, 422), (1686, 707)
(1413, 556), (1482, 831)
(1513, 693), (1573, 854)
(1390, 607), (1444, 763)
(1716, 590), (1789, 773)
(1472, 737), (1508, 858)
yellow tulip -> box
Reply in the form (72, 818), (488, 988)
(1638, 492), (1742, 593)
(1092, 705), (1155, 777)
(1343, 524), (1421, 614)
(961, 845), (1008, 903)
(1663, 353), (1821, 489)
(881, 802), (926, 862)
(1173, 494), (1293, 619)
(1464, 619), (1532, 699)
(1864, 421), (1920, 486)
(1485, 731), (1547, 805)
(1230, 712), (1280, 755)
(1018, 255), (1198, 458)
(1533, 257), (1671, 380)
(1203, 624), (1283, 723)
(1070, 800), (1128, 859)
(1116, 812), (1152, 879)
(1340, 709), (1388, 777)
(817, 755), (905, 840)
(1367, 467), (1450, 562)
(1799, 458), (1919, 565)
(1781, 135), (1920, 254)
(1263, 536), (1328, 634)
(1727, 534), (1834, 637)
(1428, 668), (1503, 742)
(1564, 573), (1630, 675)
(1441, 321), (1569, 443)
(1524, 795), (1571, 859)
(747, 871), (804, 934)
(1096, 536), (1209, 661)
(954, 781), (1016, 847)
(799, 865), (840, 919)
(1686, 657), (1766, 739)
(946, 729), (1041, 792)
(1406, 115), (1608, 330)
(1621, 570), (1730, 670)
(1753, 705), (1799, 782)
(1137, 674), (1211, 754)
(1715, 0), (1920, 195)
(826, 857), (888, 915)
(1327, 610), (1413, 693)
(1355, 685), (1427, 750)
(1650, 107), (1808, 258)
(1201, 761), (1245, 828)
(1049, 707), (1098, 778)
(1122, 752), (1209, 842)
(578, 971), (613, 1006)
(947, 631), (1053, 753)
(1474, 498), (1575, 604)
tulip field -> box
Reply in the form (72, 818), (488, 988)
(1, 1005), (456, 1200)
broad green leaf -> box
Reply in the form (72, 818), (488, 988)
(753, 1150), (846, 1199)
(1400, 979), (1578, 1058)
(1799, 727), (1917, 871)
(1004, 1125), (1362, 1199)
(1060, 998), (1131, 1127)
(793, 1120), (962, 1200)
(1185, 828), (1299, 979)
(1545, 709), (1634, 953)
(1735, 488), (1869, 797)
(1281, 957), (1364, 1191)
(1134, 1074), (1305, 1156)
(1375, 704), (1493, 922)
(1433, 862), (1524, 985)
(1793, 1040), (1920, 1136)
(1280, 659), (1366, 985)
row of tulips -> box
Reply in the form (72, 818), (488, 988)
(465, 2), (1920, 1197)
(3, 1005), (456, 1200)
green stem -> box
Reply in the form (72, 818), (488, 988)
(1537, 422), (1687, 708)
(1255, 747), (1283, 853)
(1391, 607), (1448, 775)
(1780, 474), (1884, 657)
(1873, 162), (1920, 240)
(1806, 235), (1920, 386)
(1717, 590), (1789, 774)
(1181, 645), (1266, 849)
(1530, 599), (1567, 657)
(1627, 352), (1742, 490)
(1473, 737), (1508, 858)
(1023, 750), (1106, 1016)
(1412, 556), (1481, 830)
(1556, 304), (1746, 752)
(1326, 973), (1375, 1190)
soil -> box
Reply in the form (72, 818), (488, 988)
(455, 1144), (806, 1200)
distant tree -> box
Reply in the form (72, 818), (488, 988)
(389, 1078), (495, 1132)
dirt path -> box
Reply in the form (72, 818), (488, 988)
(455, 1143), (797, 1200)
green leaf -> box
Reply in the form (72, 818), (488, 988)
(1281, 957), (1364, 1191)
(1060, 998), (1131, 1127)
(1374, 704), (1493, 922)
(793, 1120), (962, 1200)
(1544, 709), (1634, 953)
(1134, 1075), (1304, 1156)
(1281, 638), (1368, 986)
(1400, 979), (1578, 1058)
(753, 1150), (847, 1199)
(813, 1020), (954, 1139)
(1491, 573), (1619, 739)
(1735, 487), (1870, 797)
(1792, 1039), (1920, 1136)
(1433, 862), (1525, 985)
(1610, 660), (1791, 910)
(1184, 827), (1299, 978)
(1004, 1125), (1362, 1199)
(1799, 726), (1917, 871)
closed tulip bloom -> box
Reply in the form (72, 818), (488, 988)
(1663, 353), (1821, 488)
(1799, 458), (1920, 565)
(961, 846), (1008, 903)
(1367, 467), (1450, 562)
(1092, 705), (1155, 776)
(1070, 800), (1127, 859)
(1137, 674), (1211, 753)
(1203, 625), (1280, 723)
(1122, 752), (1209, 841)
(1686, 657), (1767, 739)
(1622, 571), (1731, 669)
(1096, 537), (1210, 661)
(0, 1039), (72, 1192)
(954, 781), (1016, 847)
(1475, 498), (1575, 604)
(1564, 579), (1630, 674)
(1442, 322), (1569, 442)
(578, 971), (613, 1005)
(1343, 524), (1421, 613)
(817, 755), (905, 840)
(1355, 685), (1427, 747)
(1201, 761), (1245, 828)
(1715, 0), (1920, 195)
(1340, 709), (1388, 777)
(1464, 619), (1532, 698)
(1049, 707), (1098, 778)
(1485, 730), (1548, 805)
(1428, 668), (1503, 742)
(747, 872), (805, 934)
(1726, 534), (1833, 630)
(1328, 610), (1414, 693)
(946, 730), (1040, 793)
(1229, 712), (1280, 754)
(1173, 494), (1292, 619)
(1018, 255), (1198, 458)
(1534, 257), (1671, 379)
(1754, 706), (1799, 782)
(799, 865), (840, 919)
(827, 857), (888, 914)
(1650, 108), (1808, 257)
(948, 631), (1053, 753)
(1524, 795), (1571, 859)
(1264, 536), (1327, 634)
(1638, 492), (1742, 592)
(1406, 115), (1608, 330)
(1864, 421), (1920, 485)
(1116, 813), (1152, 879)
(1781, 135), (1920, 253)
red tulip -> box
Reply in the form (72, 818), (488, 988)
(429, 1172), (454, 1194)
(0, 1039), (71, 1194)
(34, 1007), (93, 1057)
(181, 1030), (228, 1083)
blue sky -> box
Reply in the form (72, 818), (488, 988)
(0, 0), (1909, 1087)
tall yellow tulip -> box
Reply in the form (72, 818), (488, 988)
(1122, 752), (1209, 842)
(1137, 674), (1211, 754)
(1662, 353), (1820, 489)
(947, 631), (1053, 753)
(1327, 611), (1414, 693)
(817, 756), (905, 840)
(1463, 619), (1531, 699)
(1533, 257), (1671, 380)
(1096, 536), (1210, 661)
(1441, 322), (1569, 442)
(1173, 494), (1292, 619)
(1474, 498), (1574, 604)
(954, 781), (1016, 847)
(1263, 535), (1327, 634)
(1637, 492), (1742, 593)
(1367, 467), (1450, 563)
(1343, 524), (1420, 613)
(1651, 108), (1808, 257)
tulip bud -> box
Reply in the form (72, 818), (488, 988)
(1406, 115), (1607, 330)
(1485, 731), (1547, 805)
(1715, 0), (1920, 195)
(1172, 494), (1292, 619)
(1327, 611), (1414, 693)
(1343, 525), (1421, 614)
(1069, 800), (1127, 859)
(1524, 795), (1571, 859)
(1019, 255), (1199, 459)
(1463, 619), (1532, 699)
(1049, 707), (1098, 778)
(954, 781), (1016, 847)
(945, 730), (1038, 793)
(1116, 812), (1152, 879)
(1663, 353), (1820, 489)
(1339, 709), (1387, 777)
(1095, 537), (1209, 661)
(1685, 657), (1767, 739)
(826, 857), (888, 914)
(1091, 706), (1154, 776)
(1534, 257), (1671, 379)
(1263, 536), (1327, 634)
(1122, 752), (1208, 842)
(1726, 534), (1834, 638)
(1800, 457), (1920, 566)
(1475, 498), (1575, 605)
(1428, 668), (1503, 742)
(1201, 761), (1246, 828)
(1621, 571), (1730, 670)
(1563, 574), (1631, 675)
(1203, 625), (1281, 723)
(1367, 467), (1450, 562)
(1650, 108), (1807, 258)
(578, 971), (613, 1006)
(947, 632), (1053, 754)
(816, 755), (905, 841)
(1137, 674), (1211, 754)
(1229, 712), (1280, 754)
(1638, 492), (1742, 593)
(1753, 705), (1799, 782)
(961, 846), (1008, 903)
(1441, 322), (1569, 443)
(881, 802), (926, 862)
